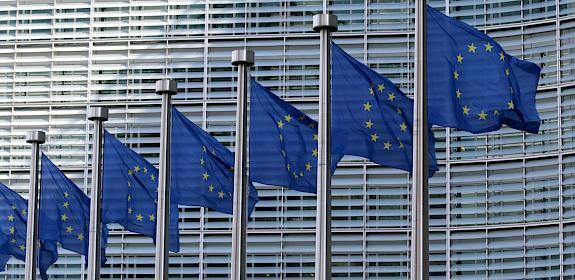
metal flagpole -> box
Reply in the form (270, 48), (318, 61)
(154, 79), (178, 280)
(230, 49), (254, 280)
(24, 130), (46, 280)
(87, 107), (108, 280)
(312, 13), (337, 280)
(412, 1), (429, 279)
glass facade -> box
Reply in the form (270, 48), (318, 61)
(0, 0), (573, 279)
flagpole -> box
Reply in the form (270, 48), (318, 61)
(154, 79), (178, 280)
(87, 107), (108, 280)
(312, 13), (337, 280)
(412, 1), (429, 280)
(24, 130), (45, 280)
(230, 49), (254, 280)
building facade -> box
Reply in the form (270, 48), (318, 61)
(0, 0), (573, 279)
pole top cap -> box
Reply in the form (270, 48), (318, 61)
(155, 79), (178, 95)
(26, 130), (45, 144)
(231, 49), (255, 66)
(88, 107), (109, 121)
(313, 14), (338, 32)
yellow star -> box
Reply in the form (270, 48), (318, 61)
(456, 89), (462, 99)
(312, 148), (318, 157)
(383, 141), (392, 150)
(507, 100), (514, 109)
(127, 181), (131, 188)
(136, 214), (143, 221)
(208, 184), (215, 192)
(200, 157), (205, 165)
(478, 110), (488, 120)
(128, 207), (133, 214)
(499, 51), (505, 61)
(298, 115), (305, 121)
(66, 226), (73, 233)
(505, 68), (510, 76)
(494, 110), (500, 116)
(292, 172), (298, 179)
(456, 53), (463, 63)
(399, 141), (405, 149)
(77, 233), (84, 240)
(128, 169), (133, 175)
(19, 244), (25, 251)
(127, 195), (131, 201)
(378, 84), (385, 92)
(399, 122), (407, 132)
(282, 150), (286, 157)
(150, 174), (156, 181)
(313, 133), (318, 141)
(299, 171), (304, 177)
(453, 71), (459, 80)
(462, 105), (470, 115)
(370, 133), (379, 142)
(365, 119), (374, 129)
(61, 214), (68, 221)
(388, 92), (396, 102)
(202, 172), (209, 180)
(7, 215), (14, 222)
(285, 115), (292, 122)
(277, 120), (284, 129)
(149, 214), (155, 221)
(369, 87), (375, 95)
(308, 122), (316, 128)
(305, 162), (312, 171)
(143, 167), (148, 173)
(484, 42), (493, 52)
(279, 134), (283, 142)
(286, 163), (291, 171)
(218, 191), (225, 199)
(64, 191), (69, 198)
(10, 238), (15, 244)
(10, 205), (16, 210)
(63, 201), (69, 208)
(9, 227), (15, 235)
(134, 165), (140, 172)
(363, 102), (372, 112)
(397, 108), (402, 115)
(21, 209), (26, 216)
(467, 43), (477, 53)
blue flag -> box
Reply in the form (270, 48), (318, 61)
(427, 5), (541, 134)
(331, 43), (439, 175)
(250, 79), (344, 193)
(0, 183), (27, 269)
(102, 131), (180, 252)
(39, 154), (108, 280)
(171, 107), (259, 215)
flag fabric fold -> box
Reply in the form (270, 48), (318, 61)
(102, 131), (180, 252)
(171, 107), (259, 215)
(39, 154), (108, 280)
(249, 79), (344, 193)
(0, 183), (28, 270)
(331, 42), (439, 176)
(427, 5), (541, 134)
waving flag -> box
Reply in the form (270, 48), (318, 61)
(0, 183), (27, 270)
(331, 43), (439, 175)
(102, 131), (180, 252)
(171, 108), (259, 215)
(427, 5), (541, 134)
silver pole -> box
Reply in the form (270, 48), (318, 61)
(312, 14), (337, 280)
(24, 130), (46, 280)
(154, 79), (178, 280)
(230, 49), (254, 280)
(411, 1), (429, 280)
(87, 107), (109, 280)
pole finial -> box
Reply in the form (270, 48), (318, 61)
(155, 79), (178, 95)
(231, 49), (255, 66)
(313, 14), (338, 32)
(88, 107), (109, 121)
(26, 130), (45, 144)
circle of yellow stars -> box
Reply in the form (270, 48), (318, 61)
(126, 164), (157, 223)
(363, 83), (407, 151)
(277, 114), (316, 181)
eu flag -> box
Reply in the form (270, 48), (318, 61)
(171, 108), (259, 215)
(331, 43), (439, 175)
(0, 183), (27, 269)
(39, 154), (107, 279)
(427, 5), (541, 134)
(102, 131), (180, 252)
(250, 79), (344, 193)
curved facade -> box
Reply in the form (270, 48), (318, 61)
(0, 0), (573, 279)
